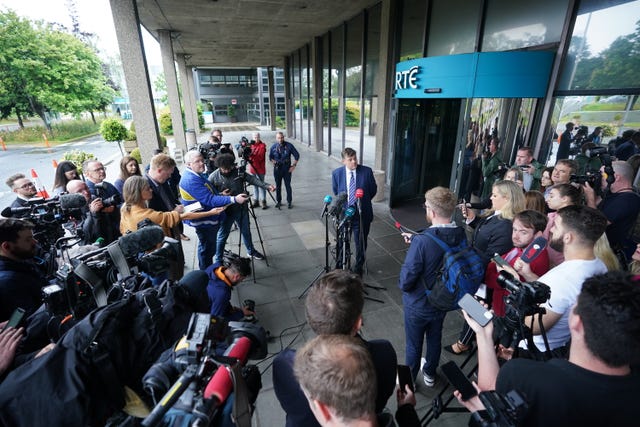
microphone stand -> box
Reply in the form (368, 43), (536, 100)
(298, 203), (332, 299)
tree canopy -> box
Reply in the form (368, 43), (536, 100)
(0, 10), (115, 131)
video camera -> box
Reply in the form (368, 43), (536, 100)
(569, 146), (613, 196)
(197, 141), (223, 174)
(1, 193), (87, 249)
(492, 271), (550, 351)
(141, 312), (267, 427)
(238, 136), (253, 161)
(469, 390), (529, 427)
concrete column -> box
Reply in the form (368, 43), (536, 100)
(157, 30), (186, 151)
(267, 67), (277, 130)
(109, 0), (160, 165)
(283, 56), (293, 137)
(312, 36), (324, 152)
(176, 54), (198, 136)
(186, 68), (199, 131)
(374, 0), (398, 173)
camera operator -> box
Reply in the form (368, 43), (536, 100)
(206, 255), (253, 321)
(556, 122), (574, 162)
(502, 205), (608, 357)
(209, 153), (274, 263)
(269, 131), (300, 209)
(573, 142), (603, 174)
(273, 270), (397, 427)
(4, 174), (37, 218)
(514, 146), (545, 191)
(248, 132), (269, 209)
(82, 160), (121, 244)
(66, 179), (109, 245)
(0, 219), (48, 321)
(583, 161), (640, 260)
(457, 271), (640, 427)
(179, 151), (248, 270)
(211, 128), (236, 160)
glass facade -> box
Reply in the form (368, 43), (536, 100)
(427, 0), (479, 56)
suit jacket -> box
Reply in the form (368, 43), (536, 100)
(331, 165), (377, 224)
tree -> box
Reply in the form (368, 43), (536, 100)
(0, 11), (115, 132)
(100, 118), (128, 155)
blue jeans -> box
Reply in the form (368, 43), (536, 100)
(253, 173), (266, 201)
(195, 224), (219, 270)
(273, 167), (292, 203)
(404, 307), (446, 379)
(215, 207), (254, 262)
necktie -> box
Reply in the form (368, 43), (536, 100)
(348, 171), (356, 206)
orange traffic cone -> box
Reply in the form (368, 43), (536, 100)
(52, 159), (58, 168)
(30, 168), (50, 199)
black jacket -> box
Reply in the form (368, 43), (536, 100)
(0, 256), (48, 321)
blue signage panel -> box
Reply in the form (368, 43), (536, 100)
(395, 51), (555, 99)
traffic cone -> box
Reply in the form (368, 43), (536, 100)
(52, 159), (58, 168)
(30, 168), (50, 199)
(0, 136), (6, 151)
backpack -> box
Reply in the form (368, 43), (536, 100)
(423, 232), (485, 311)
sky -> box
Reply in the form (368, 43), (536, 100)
(0, 0), (162, 67)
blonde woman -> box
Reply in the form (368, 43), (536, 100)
(120, 176), (225, 236)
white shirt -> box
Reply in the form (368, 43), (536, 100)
(345, 166), (356, 188)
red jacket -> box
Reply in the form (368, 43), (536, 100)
(485, 246), (549, 317)
(248, 140), (267, 175)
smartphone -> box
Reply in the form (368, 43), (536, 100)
(2, 307), (25, 331)
(458, 293), (493, 327)
(440, 360), (477, 401)
(397, 364), (414, 393)
(492, 254), (510, 269)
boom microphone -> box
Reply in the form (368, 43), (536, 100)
(320, 195), (332, 218)
(117, 225), (165, 258)
(59, 193), (87, 210)
(520, 236), (547, 264)
(337, 207), (356, 229)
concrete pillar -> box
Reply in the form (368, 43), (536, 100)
(176, 54), (198, 136)
(109, 0), (160, 165)
(267, 67), (277, 131)
(312, 36), (324, 152)
(157, 30), (186, 151)
(186, 68), (199, 131)
(373, 0), (399, 174)
(283, 56), (293, 137)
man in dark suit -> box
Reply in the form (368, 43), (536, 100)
(331, 147), (377, 276)
(5, 174), (37, 218)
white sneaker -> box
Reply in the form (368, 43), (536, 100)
(420, 357), (435, 387)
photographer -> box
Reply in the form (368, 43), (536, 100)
(0, 219), (48, 321)
(206, 256), (254, 321)
(209, 153), (274, 263)
(514, 146), (545, 191)
(66, 179), (110, 245)
(83, 160), (121, 244)
(457, 271), (640, 426)
(248, 132), (269, 209)
(583, 161), (640, 260)
(5, 174), (37, 218)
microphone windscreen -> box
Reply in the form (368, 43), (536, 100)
(324, 195), (332, 203)
(520, 237), (548, 264)
(1, 207), (14, 218)
(224, 336), (252, 365)
(59, 193), (87, 210)
(355, 188), (364, 198)
(344, 207), (355, 218)
(203, 366), (233, 402)
(117, 225), (165, 257)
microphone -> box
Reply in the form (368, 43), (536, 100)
(320, 195), (332, 218)
(203, 336), (252, 401)
(1, 206), (31, 217)
(337, 207), (355, 229)
(355, 188), (363, 212)
(328, 192), (347, 216)
(59, 193), (87, 210)
(116, 225), (165, 258)
(520, 237), (548, 264)
(395, 221), (410, 234)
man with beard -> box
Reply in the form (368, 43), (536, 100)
(0, 219), (48, 321)
(520, 205), (607, 355)
(5, 174), (38, 218)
